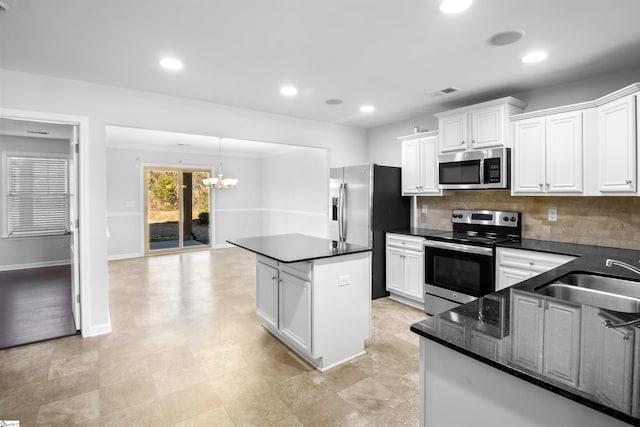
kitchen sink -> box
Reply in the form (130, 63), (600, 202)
(534, 273), (640, 313)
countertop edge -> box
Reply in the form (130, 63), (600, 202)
(410, 324), (640, 426)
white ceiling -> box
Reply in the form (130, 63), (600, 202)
(1, 0), (640, 129)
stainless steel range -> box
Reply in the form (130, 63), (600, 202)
(423, 209), (521, 315)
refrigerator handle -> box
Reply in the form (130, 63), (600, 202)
(339, 183), (346, 242)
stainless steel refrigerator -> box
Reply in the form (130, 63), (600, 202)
(329, 164), (410, 299)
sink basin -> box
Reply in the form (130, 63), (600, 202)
(534, 273), (640, 313)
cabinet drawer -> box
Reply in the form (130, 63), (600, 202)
(497, 248), (575, 274)
(386, 233), (425, 252)
(281, 261), (312, 281)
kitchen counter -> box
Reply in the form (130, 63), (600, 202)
(228, 233), (371, 371)
(227, 233), (370, 263)
(411, 243), (640, 426)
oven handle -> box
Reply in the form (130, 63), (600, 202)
(423, 240), (493, 256)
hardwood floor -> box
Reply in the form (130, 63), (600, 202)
(0, 265), (77, 349)
(0, 248), (424, 425)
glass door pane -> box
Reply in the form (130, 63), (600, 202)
(182, 171), (210, 247)
(146, 169), (180, 251)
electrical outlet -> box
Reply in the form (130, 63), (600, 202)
(338, 274), (351, 287)
(421, 204), (428, 214)
(548, 208), (557, 222)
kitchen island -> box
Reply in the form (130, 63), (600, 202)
(228, 233), (372, 371)
(411, 247), (640, 427)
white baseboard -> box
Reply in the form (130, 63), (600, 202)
(84, 319), (112, 337)
(107, 252), (144, 261)
(0, 260), (71, 272)
(213, 243), (234, 249)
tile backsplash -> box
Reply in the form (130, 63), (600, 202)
(416, 190), (640, 250)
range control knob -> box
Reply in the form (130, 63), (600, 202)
(510, 216), (517, 222)
(503, 216), (509, 221)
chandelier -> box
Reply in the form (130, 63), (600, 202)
(203, 139), (238, 190)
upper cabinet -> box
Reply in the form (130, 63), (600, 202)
(510, 82), (640, 197)
(597, 94), (637, 194)
(512, 110), (584, 195)
(399, 130), (442, 196)
(435, 97), (527, 154)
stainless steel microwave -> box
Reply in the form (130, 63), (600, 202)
(438, 147), (510, 190)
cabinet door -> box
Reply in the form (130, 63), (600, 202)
(256, 261), (279, 329)
(546, 111), (583, 194)
(471, 105), (503, 149)
(542, 300), (581, 387)
(386, 247), (404, 293)
(419, 136), (440, 194)
(510, 291), (544, 372)
(598, 95), (637, 193)
(471, 330), (501, 360)
(279, 271), (312, 354)
(496, 265), (531, 291)
(512, 118), (546, 194)
(594, 312), (635, 415)
(401, 139), (420, 194)
(440, 114), (468, 153)
(403, 249), (424, 301)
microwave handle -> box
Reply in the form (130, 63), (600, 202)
(479, 158), (485, 184)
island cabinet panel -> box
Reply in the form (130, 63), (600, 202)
(542, 300), (581, 387)
(594, 311), (636, 415)
(256, 261), (279, 330)
(279, 271), (312, 354)
(254, 252), (370, 372)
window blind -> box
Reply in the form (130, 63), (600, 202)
(6, 155), (70, 236)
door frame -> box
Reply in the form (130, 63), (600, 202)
(0, 107), (90, 336)
(142, 164), (213, 255)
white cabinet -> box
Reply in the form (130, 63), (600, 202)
(594, 311), (638, 415)
(511, 290), (582, 387)
(279, 271), (312, 354)
(597, 94), (637, 194)
(254, 252), (371, 372)
(512, 110), (583, 195)
(400, 131), (442, 196)
(496, 248), (576, 291)
(386, 233), (425, 308)
(256, 261), (279, 330)
(435, 97), (526, 153)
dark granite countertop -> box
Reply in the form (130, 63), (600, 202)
(410, 241), (640, 426)
(227, 233), (371, 263)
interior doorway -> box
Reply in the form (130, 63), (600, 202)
(0, 116), (81, 348)
(144, 166), (212, 254)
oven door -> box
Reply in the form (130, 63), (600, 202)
(424, 240), (495, 298)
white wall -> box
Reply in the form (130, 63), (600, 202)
(0, 135), (71, 270)
(0, 68), (368, 336)
(261, 147), (328, 238)
(366, 67), (640, 165)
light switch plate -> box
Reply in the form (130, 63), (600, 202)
(548, 208), (557, 222)
(421, 204), (428, 214)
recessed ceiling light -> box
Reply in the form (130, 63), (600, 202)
(360, 105), (375, 113)
(440, 0), (472, 14)
(280, 86), (298, 96)
(522, 51), (548, 63)
(489, 30), (525, 46)
(160, 57), (183, 70)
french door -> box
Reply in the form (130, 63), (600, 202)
(144, 167), (211, 254)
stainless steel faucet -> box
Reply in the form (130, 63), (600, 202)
(605, 258), (640, 276)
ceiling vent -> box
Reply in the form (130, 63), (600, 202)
(440, 87), (461, 94)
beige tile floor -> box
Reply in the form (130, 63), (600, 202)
(0, 247), (425, 426)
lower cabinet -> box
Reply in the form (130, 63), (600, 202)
(594, 311), (638, 416)
(254, 253), (371, 371)
(511, 290), (581, 387)
(386, 233), (425, 308)
(279, 271), (312, 354)
(496, 247), (576, 290)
